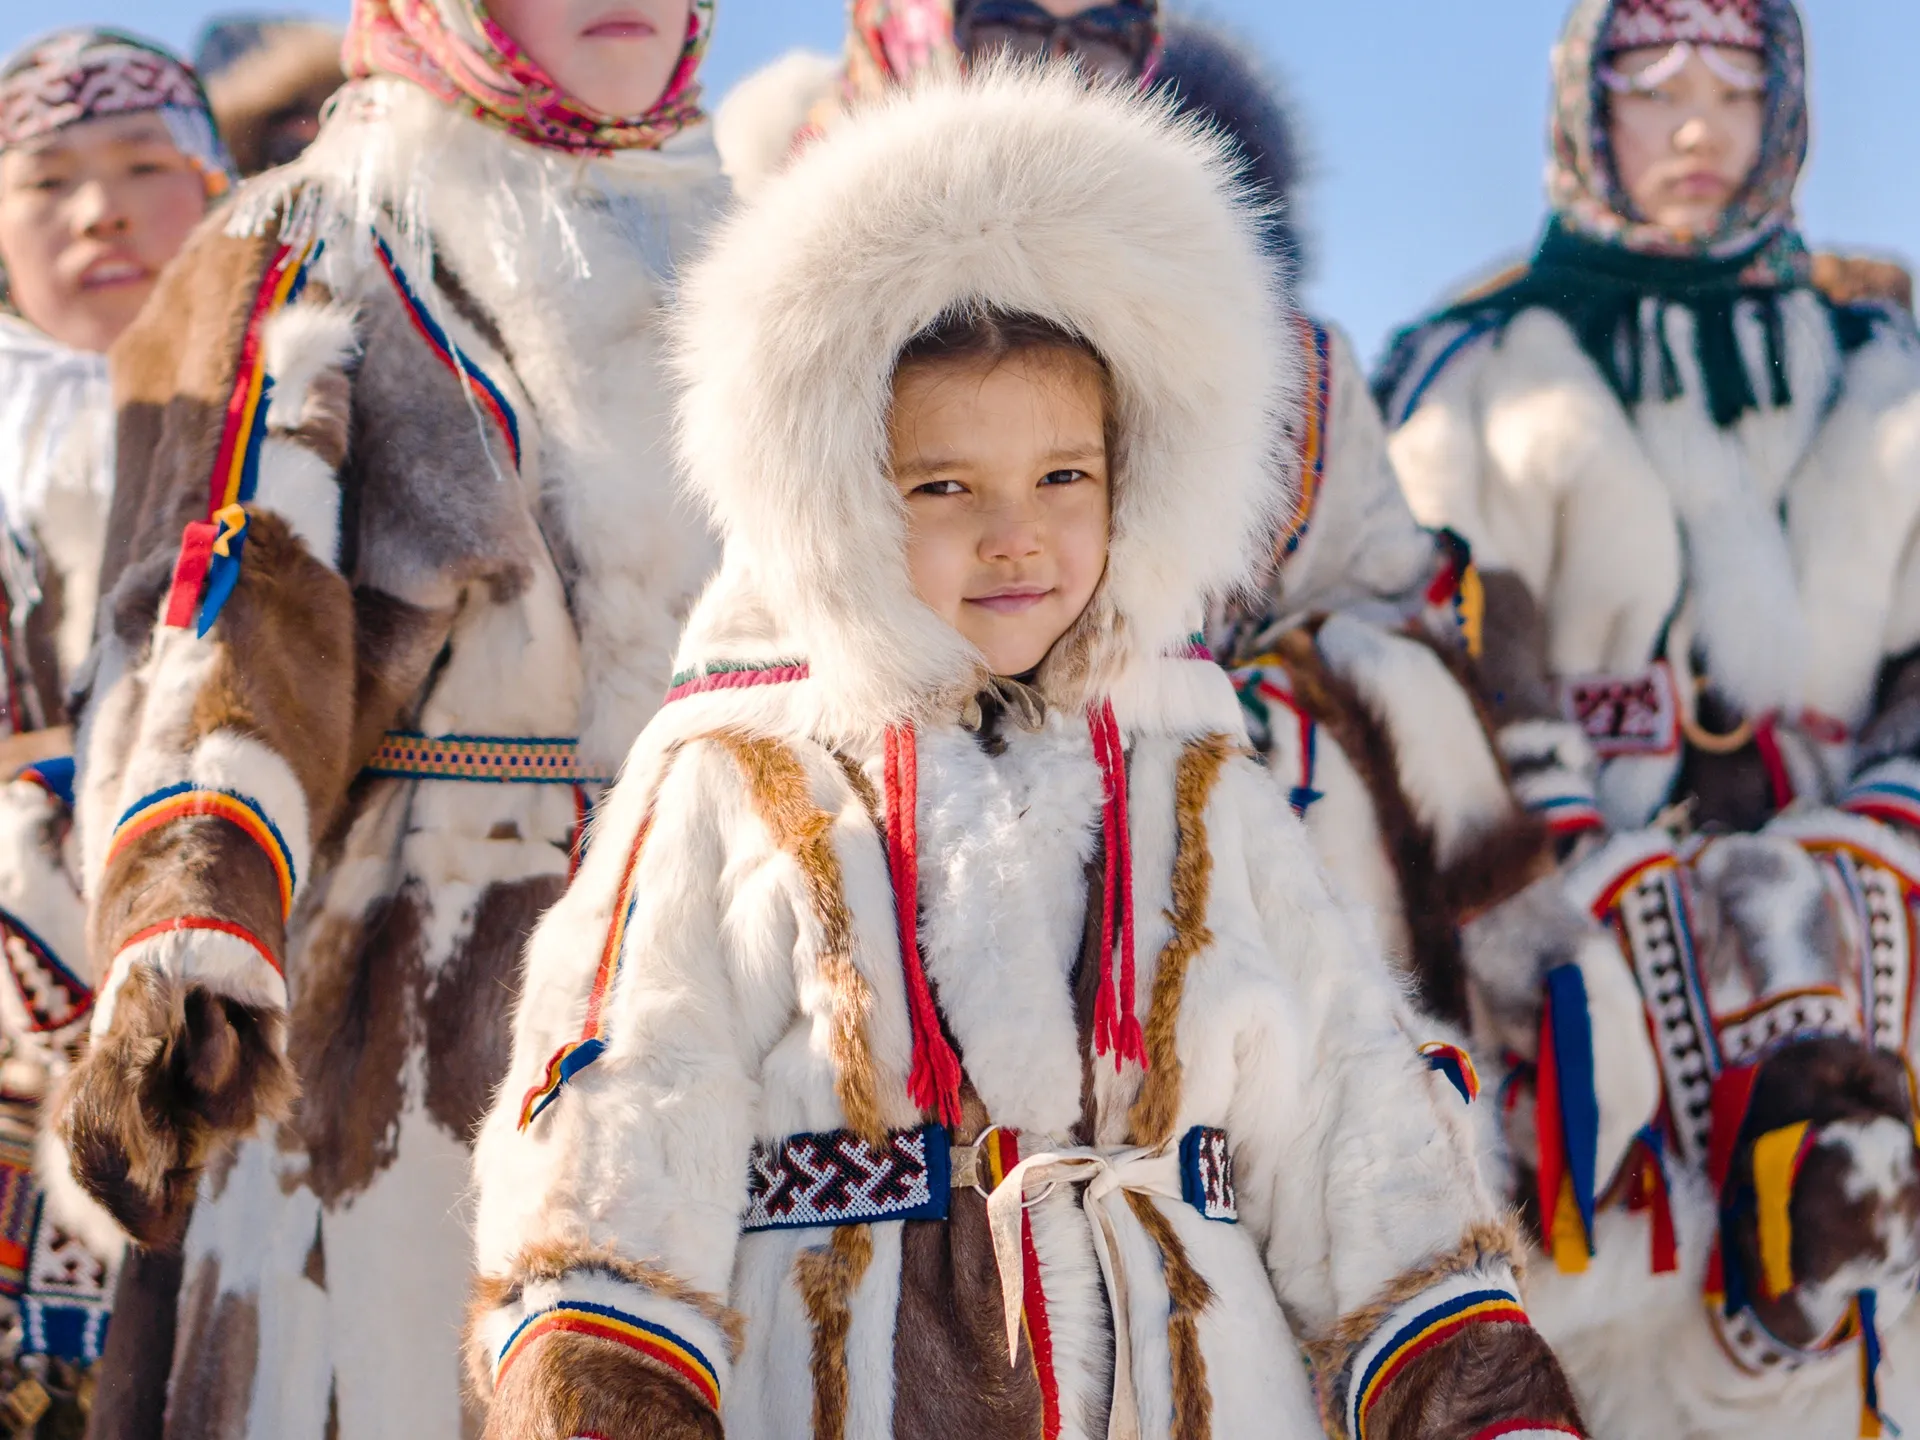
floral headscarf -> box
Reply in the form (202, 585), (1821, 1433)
(0, 28), (233, 198)
(843, 0), (1161, 102)
(342, 0), (714, 153)
(1549, 0), (1808, 273)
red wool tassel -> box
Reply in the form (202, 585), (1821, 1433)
(1089, 703), (1147, 1072)
(884, 724), (963, 1128)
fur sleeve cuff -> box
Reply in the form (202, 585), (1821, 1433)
(1841, 756), (1920, 834)
(468, 1255), (740, 1407)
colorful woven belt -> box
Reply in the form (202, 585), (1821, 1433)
(364, 732), (611, 785)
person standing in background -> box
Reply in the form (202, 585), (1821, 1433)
(195, 15), (346, 177)
(48, 1), (728, 1435)
(0, 29), (227, 1434)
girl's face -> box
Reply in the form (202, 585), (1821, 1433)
(0, 110), (207, 353)
(487, 0), (694, 117)
(1606, 43), (1765, 238)
(889, 348), (1111, 678)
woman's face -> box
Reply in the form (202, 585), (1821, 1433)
(487, 0), (695, 117)
(1606, 43), (1766, 239)
(0, 110), (208, 353)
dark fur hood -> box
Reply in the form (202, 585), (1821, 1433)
(1154, 12), (1308, 272)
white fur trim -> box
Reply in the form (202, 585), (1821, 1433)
(1315, 614), (1515, 865)
(713, 51), (840, 199)
(261, 300), (359, 430)
(91, 920), (286, 1038)
(182, 730), (314, 905)
(34, 1122), (129, 1264)
(673, 67), (1294, 729)
(253, 437), (341, 569)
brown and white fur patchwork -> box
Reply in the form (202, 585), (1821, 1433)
(60, 66), (727, 1440)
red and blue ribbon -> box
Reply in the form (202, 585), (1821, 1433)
(1536, 962), (1599, 1273)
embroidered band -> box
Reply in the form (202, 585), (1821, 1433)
(1842, 760), (1920, 833)
(663, 658), (810, 706)
(1559, 663), (1680, 760)
(742, 1124), (950, 1231)
(1347, 1271), (1529, 1440)
(373, 232), (521, 468)
(493, 1301), (719, 1411)
(0, 1118), (34, 1299)
(1178, 1125), (1237, 1220)
(1715, 986), (1860, 1067)
(1421, 1041), (1481, 1105)
(108, 783), (297, 921)
(0, 907), (90, 1033)
(365, 732), (611, 785)
(163, 239), (317, 634)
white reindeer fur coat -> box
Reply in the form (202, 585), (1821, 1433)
(471, 70), (1559, 1440)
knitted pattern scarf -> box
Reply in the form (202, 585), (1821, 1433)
(342, 0), (713, 153)
(1379, 0), (1829, 430)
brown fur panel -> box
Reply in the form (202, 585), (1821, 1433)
(88, 1243), (184, 1440)
(1271, 629), (1470, 1026)
(194, 512), (358, 828)
(90, 818), (288, 982)
(162, 1254), (261, 1440)
(1724, 1037), (1920, 1348)
(55, 967), (296, 1249)
(1813, 253), (1916, 314)
(795, 1226), (877, 1440)
(1129, 735), (1235, 1147)
(1126, 1193), (1216, 1440)
(713, 731), (886, 1145)
(1434, 812), (1555, 923)
(1356, 1318), (1584, 1440)
(286, 872), (422, 1205)
(347, 587), (460, 771)
(1463, 569), (1559, 725)
(424, 876), (562, 1144)
(479, 1328), (723, 1440)
(466, 1240), (746, 1398)
(1306, 1219), (1525, 1433)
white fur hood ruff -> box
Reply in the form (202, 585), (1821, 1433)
(670, 65), (1297, 736)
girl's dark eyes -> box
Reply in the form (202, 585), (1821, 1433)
(911, 479), (965, 497)
(1040, 469), (1087, 486)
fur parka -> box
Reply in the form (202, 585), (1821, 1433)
(468, 68), (1583, 1440)
(54, 75), (725, 1439)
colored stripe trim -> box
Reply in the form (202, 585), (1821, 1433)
(1753, 1121), (1816, 1300)
(15, 756), (74, 809)
(372, 234), (521, 468)
(1353, 1288), (1530, 1439)
(518, 801), (659, 1129)
(493, 1302), (718, 1411)
(1392, 316), (1500, 427)
(663, 660), (810, 706)
(365, 732), (611, 785)
(116, 916), (282, 981)
(1421, 1041), (1481, 1104)
(1468, 1427), (1584, 1440)
(108, 783), (296, 921)
(1279, 317), (1331, 559)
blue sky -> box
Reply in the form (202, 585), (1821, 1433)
(10, 1), (1916, 365)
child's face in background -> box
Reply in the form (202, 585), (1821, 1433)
(0, 111), (208, 353)
(888, 348), (1110, 678)
(487, 0), (694, 117)
(1606, 43), (1764, 238)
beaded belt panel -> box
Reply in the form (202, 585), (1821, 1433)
(365, 732), (611, 785)
(740, 1123), (1237, 1231)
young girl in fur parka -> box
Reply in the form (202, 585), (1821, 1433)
(716, 2), (1593, 1117)
(469, 65), (1586, 1440)
(48, 2), (726, 1435)
(1379, 2), (1920, 1436)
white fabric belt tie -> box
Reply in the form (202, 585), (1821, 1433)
(981, 1140), (1185, 1440)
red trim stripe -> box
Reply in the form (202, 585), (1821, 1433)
(116, 915), (282, 981)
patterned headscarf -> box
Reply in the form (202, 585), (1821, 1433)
(343, 0), (714, 153)
(0, 29), (232, 197)
(1549, 0), (1807, 272)
(843, 0), (1161, 102)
